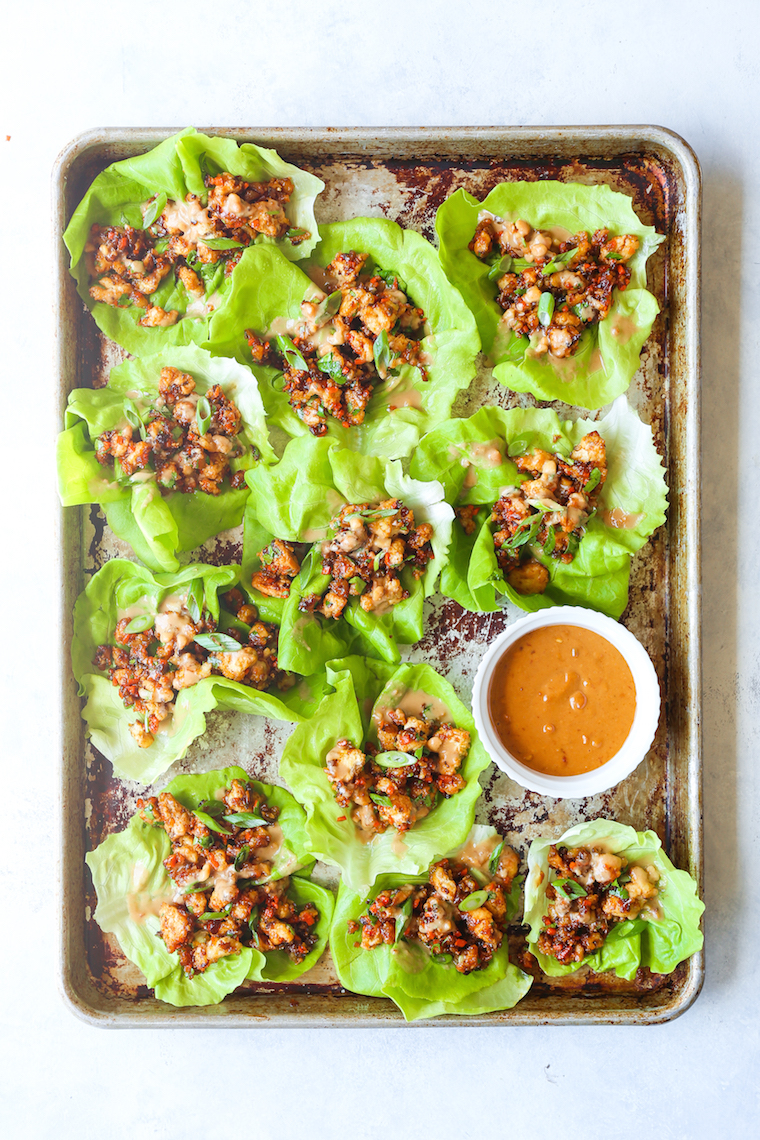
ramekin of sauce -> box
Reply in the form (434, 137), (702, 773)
(472, 606), (660, 798)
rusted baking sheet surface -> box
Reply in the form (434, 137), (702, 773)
(56, 127), (701, 1026)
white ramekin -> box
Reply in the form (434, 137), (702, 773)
(472, 605), (661, 799)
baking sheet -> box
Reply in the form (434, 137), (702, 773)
(55, 126), (702, 1025)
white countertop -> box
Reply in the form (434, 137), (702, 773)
(2, 1), (758, 1135)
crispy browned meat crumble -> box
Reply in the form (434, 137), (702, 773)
(347, 845), (519, 974)
(85, 172), (307, 327)
(95, 366), (251, 495)
(94, 589), (293, 749)
(137, 780), (319, 977)
(300, 498), (434, 620)
(250, 539), (303, 599)
(245, 249), (427, 436)
(455, 430), (606, 596)
(470, 216), (639, 358)
(324, 706), (471, 837)
(538, 844), (661, 966)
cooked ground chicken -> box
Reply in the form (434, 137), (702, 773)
(137, 780), (319, 977)
(484, 430), (606, 595)
(250, 539), (303, 598)
(347, 844), (519, 974)
(537, 843), (661, 966)
(470, 215), (639, 358)
(85, 171), (307, 327)
(95, 367), (251, 494)
(324, 708), (471, 837)
(299, 498), (434, 620)
(94, 588), (294, 748)
(244, 249), (427, 435)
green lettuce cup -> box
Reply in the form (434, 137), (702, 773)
(243, 437), (454, 673)
(72, 559), (328, 784)
(436, 182), (664, 409)
(408, 395), (668, 619)
(204, 218), (480, 459)
(330, 824), (532, 1021)
(524, 819), (704, 981)
(57, 345), (277, 573)
(279, 657), (492, 893)
(63, 127), (324, 356)
(85, 766), (334, 1006)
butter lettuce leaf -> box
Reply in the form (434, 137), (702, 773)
(57, 345), (276, 573)
(204, 218), (480, 459)
(72, 560), (328, 784)
(86, 766), (331, 1006)
(279, 658), (491, 892)
(436, 182), (664, 409)
(63, 127), (323, 356)
(408, 396), (667, 619)
(244, 437), (454, 673)
(331, 853), (532, 1020)
(524, 819), (704, 981)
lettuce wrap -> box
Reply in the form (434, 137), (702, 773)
(436, 182), (664, 409)
(57, 345), (276, 573)
(63, 128), (323, 356)
(330, 825), (532, 1020)
(408, 396), (667, 619)
(524, 819), (704, 981)
(279, 657), (492, 892)
(72, 559), (328, 784)
(243, 436), (454, 673)
(204, 219), (480, 459)
(85, 766), (334, 1006)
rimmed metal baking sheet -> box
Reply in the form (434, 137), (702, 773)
(55, 125), (702, 1026)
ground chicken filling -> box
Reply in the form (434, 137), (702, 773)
(95, 367), (251, 495)
(245, 250), (427, 435)
(455, 430), (606, 596)
(469, 214), (639, 359)
(537, 843), (661, 966)
(94, 588), (294, 749)
(300, 499), (434, 620)
(325, 708), (471, 836)
(249, 539), (304, 599)
(347, 845), (519, 974)
(137, 780), (319, 977)
(85, 171), (308, 328)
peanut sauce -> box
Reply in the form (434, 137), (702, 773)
(487, 624), (636, 776)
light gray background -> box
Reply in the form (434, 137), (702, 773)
(1, 1), (756, 1136)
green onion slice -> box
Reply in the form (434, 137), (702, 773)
(459, 889), (489, 912)
(395, 897), (414, 942)
(193, 810), (231, 835)
(313, 289), (342, 326)
(200, 237), (244, 250)
(142, 193), (168, 229)
(537, 291), (555, 327)
(583, 468), (602, 494)
(374, 751), (413, 769)
(195, 395), (212, 437)
(488, 840), (505, 876)
(487, 254), (514, 281)
(194, 632), (242, 652)
(186, 578), (203, 624)
(123, 613), (154, 635)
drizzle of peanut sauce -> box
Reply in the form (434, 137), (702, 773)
(487, 624), (636, 776)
